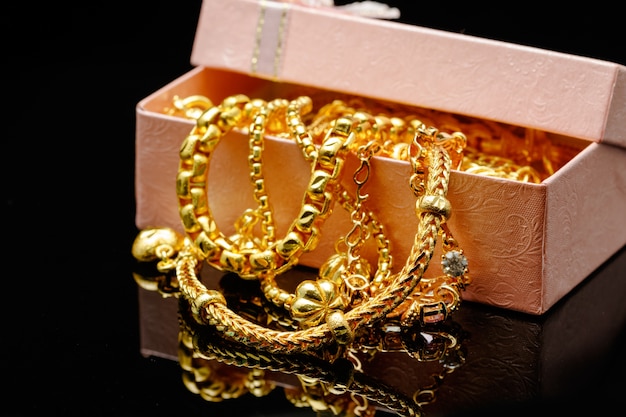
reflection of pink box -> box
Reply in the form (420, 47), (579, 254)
(135, 0), (626, 315)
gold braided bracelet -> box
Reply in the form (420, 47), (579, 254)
(259, 103), (470, 329)
(171, 127), (467, 356)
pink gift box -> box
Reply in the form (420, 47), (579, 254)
(135, 0), (626, 316)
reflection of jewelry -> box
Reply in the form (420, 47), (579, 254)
(350, 319), (467, 407)
(178, 324), (276, 402)
(178, 300), (425, 417)
(177, 290), (467, 416)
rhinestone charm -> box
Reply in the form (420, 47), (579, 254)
(442, 250), (468, 277)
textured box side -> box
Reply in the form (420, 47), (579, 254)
(135, 108), (189, 232)
(543, 142), (626, 311)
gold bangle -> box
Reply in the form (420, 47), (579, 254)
(176, 95), (354, 279)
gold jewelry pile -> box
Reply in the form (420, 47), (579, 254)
(130, 89), (587, 414)
(134, 92), (470, 347)
(131, 91), (561, 414)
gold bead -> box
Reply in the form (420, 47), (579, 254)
(276, 231), (304, 259)
(222, 94), (249, 108)
(319, 253), (348, 286)
(180, 204), (201, 233)
(195, 232), (219, 257)
(326, 310), (353, 345)
(416, 195), (452, 220)
(220, 250), (246, 274)
(295, 203), (320, 232)
(191, 153), (208, 178)
(249, 250), (276, 271)
(179, 134), (199, 161)
(333, 116), (352, 136)
(318, 136), (342, 168)
(176, 171), (192, 198)
(190, 188), (207, 214)
(198, 124), (223, 152)
(192, 290), (227, 324)
(131, 227), (184, 262)
(196, 106), (221, 131)
(308, 170), (331, 200)
(250, 161), (262, 177)
(197, 215), (217, 235)
(220, 106), (243, 127)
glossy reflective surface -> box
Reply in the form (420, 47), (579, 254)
(3, 1), (625, 416)
(135, 245), (626, 416)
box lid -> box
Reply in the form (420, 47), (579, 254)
(191, 0), (626, 148)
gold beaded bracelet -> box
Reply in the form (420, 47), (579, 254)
(175, 95), (355, 279)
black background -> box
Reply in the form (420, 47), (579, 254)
(2, 1), (625, 415)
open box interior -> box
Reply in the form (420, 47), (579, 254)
(143, 66), (591, 183)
